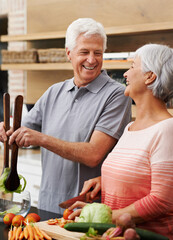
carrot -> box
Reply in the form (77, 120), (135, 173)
(12, 226), (17, 240)
(39, 229), (52, 240)
(23, 226), (29, 239)
(8, 228), (13, 240)
(33, 225), (44, 239)
(26, 224), (34, 240)
(33, 226), (39, 240)
(15, 226), (22, 240)
(19, 230), (24, 240)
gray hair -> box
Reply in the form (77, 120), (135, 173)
(65, 18), (107, 52)
(135, 43), (173, 103)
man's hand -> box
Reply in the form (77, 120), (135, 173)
(0, 122), (13, 142)
(9, 126), (42, 147)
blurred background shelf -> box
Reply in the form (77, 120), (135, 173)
(0, 60), (132, 71)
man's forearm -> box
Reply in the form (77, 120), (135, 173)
(39, 133), (102, 167)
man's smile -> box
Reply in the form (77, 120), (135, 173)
(83, 65), (96, 70)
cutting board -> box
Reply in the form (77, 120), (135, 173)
(36, 221), (84, 240)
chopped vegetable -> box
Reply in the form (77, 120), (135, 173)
(80, 227), (98, 240)
(63, 208), (74, 220)
(78, 203), (112, 224)
(0, 168), (26, 193)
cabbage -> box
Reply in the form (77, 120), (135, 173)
(78, 203), (112, 223)
(0, 168), (26, 193)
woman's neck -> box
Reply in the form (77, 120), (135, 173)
(130, 97), (172, 131)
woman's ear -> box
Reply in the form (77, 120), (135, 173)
(145, 72), (157, 85)
(66, 48), (71, 61)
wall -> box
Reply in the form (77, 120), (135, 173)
(27, 0), (173, 33)
(0, 0), (27, 103)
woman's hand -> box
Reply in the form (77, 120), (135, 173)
(80, 176), (101, 200)
(117, 213), (140, 240)
(67, 201), (87, 220)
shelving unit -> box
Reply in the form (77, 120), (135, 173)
(1, 21), (173, 42)
(0, 61), (132, 71)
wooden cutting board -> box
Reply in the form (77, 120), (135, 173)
(36, 221), (84, 240)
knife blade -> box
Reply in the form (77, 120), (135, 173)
(59, 191), (101, 209)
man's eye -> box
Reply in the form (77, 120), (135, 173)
(80, 51), (88, 54)
(95, 52), (102, 56)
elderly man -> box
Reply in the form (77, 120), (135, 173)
(0, 18), (131, 214)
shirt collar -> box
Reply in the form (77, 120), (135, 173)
(66, 70), (109, 93)
(86, 70), (109, 93)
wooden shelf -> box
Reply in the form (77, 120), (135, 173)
(0, 60), (132, 71)
(1, 22), (173, 42)
(0, 31), (66, 42)
(105, 21), (173, 36)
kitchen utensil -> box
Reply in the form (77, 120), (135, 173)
(5, 95), (23, 191)
(36, 221), (83, 240)
(59, 190), (101, 209)
(1, 93), (10, 175)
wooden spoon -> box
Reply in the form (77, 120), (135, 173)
(5, 95), (23, 191)
(1, 93), (10, 175)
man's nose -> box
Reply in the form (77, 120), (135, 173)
(87, 54), (96, 64)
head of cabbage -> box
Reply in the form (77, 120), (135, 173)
(78, 203), (112, 223)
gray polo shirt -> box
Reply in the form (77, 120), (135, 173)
(22, 70), (131, 214)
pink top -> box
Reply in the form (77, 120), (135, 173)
(102, 118), (173, 239)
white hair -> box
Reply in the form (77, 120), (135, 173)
(135, 43), (173, 102)
(65, 18), (107, 52)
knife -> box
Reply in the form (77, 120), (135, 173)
(59, 190), (101, 209)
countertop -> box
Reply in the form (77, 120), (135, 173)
(0, 206), (62, 240)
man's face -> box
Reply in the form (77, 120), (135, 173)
(66, 34), (104, 87)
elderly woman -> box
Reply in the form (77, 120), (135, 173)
(69, 43), (173, 239)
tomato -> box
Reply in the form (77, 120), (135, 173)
(12, 215), (25, 227)
(26, 213), (41, 222)
(24, 215), (36, 225)
(3, 213), (16, 225)
(63, 209), (74, 220)
(47, 218), (58, 225)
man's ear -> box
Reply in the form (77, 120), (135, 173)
(66, 48), (71, 61)
(145, 72), (157, 85)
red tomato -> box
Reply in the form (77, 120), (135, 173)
(47, 218), (58, 225)
(24, 215), (36, 225)
(26, 213), (41, 222)
(3, 213), (15, 225)
(12, 215), (25, 227)
(63, 209), (74, 220)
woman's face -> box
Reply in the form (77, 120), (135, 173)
(123, 56), (148, 99)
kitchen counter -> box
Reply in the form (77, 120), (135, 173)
(0, 206), (62, 240)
